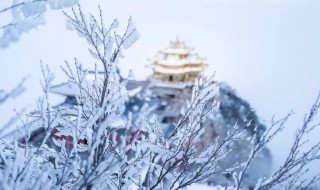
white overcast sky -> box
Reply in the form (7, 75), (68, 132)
(1, 0), (320, 176)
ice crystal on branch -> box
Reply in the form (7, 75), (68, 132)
(0, 4), (320, 190)
(0, 0), (79, 48)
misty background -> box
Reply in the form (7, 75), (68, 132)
(1, 0), (320, 177)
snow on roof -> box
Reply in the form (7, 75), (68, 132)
(160, 48), (190, 55)
(154, 66), (203, 74)
(0, 119), (44, 141)
(150, 79), (193, 89)
(50, 83), (80, 96)
(126, 80), (148, 90)
(128, 86), (143, 97)
(155, 59), (204, 67)
(151, 39), (208, 70)
(85, 72), (105, 81)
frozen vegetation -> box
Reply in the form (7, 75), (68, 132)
(0, 0), (79, 48)
(0, 3), (320, 190)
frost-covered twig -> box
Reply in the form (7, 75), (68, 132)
(0, 0), (79, 48)
(231, 93), (320, 190)
(233, 111), (293, 190)
(0, 76), (28, 105)
(64, 4), (138, 107)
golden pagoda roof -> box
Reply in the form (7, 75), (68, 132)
(159, 38), (195, 55)
(149, 38), (209, 82)
(152, 38), (207, 68)
(153, 66), (203, 74)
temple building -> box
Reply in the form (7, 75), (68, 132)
(151, 38), (207, 83)
(48, 39), (211, 146)
(148, 39), (208, 97)
(21, 39), (271, 186)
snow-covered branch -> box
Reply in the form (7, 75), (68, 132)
(0, 76), (28, 105)
(233, 94), (320, 190)
(0, 0), (78, 48)
(1, 4), (320, 190)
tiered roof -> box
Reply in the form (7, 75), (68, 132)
(151, 38), (208, 82)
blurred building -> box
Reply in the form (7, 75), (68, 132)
(50, 39), (272, 186)
(151, 38), (207, 82)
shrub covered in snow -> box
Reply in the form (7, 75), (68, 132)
(0, 4), (320, 190)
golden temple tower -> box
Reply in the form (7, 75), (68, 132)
(151, 38), (208, 83)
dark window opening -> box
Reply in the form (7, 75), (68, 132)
(162, 116), (176, 123)
(65, 96), (78, 105)
(158, 105), (166, 110)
